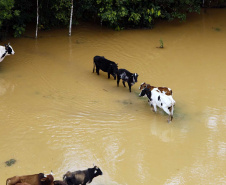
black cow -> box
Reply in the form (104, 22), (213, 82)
(117, 68), (139, 92)
(63, 166), (103, 185)
(93, 56), (118, 79)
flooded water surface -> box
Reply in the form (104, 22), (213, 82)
(0, 9), (226, 185)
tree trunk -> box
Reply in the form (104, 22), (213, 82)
(69, 0), (73, 36)
(35, 0), (39, 39)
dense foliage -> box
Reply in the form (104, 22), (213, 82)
(0, 0), (224, 39)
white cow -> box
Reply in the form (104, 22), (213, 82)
(0, 43), (15, 62)
(139, 87), (175, 123)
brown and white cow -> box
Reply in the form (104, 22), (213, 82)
(139, 87), (175, 123)
(6, 173), (54, 185)
(139, 82), (173, 96)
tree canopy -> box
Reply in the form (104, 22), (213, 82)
(0, 0), (224, 39)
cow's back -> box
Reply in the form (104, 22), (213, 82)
(74, 171), (87, 184)
(118, 69), (132, 80)
(6, 173), (45, 185)
(21, 173), (44, 185)
(118, 69), (134, 77)
(94, 56), (115, 72)
(63, 170), (87, 185)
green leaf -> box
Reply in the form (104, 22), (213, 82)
(157, 10), (161, 16)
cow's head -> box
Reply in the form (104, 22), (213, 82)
(88, 165), (103, 183)
(131, 73), (138, 85)
(133, 73), (138, 82)
(110, 63), (118, 80)
(139, 82), (147, 90)
(139, 87), (151, 98)
(5, 43), (15, 56)
(93, 166), (103, 176)
(41, 174), (54, 185)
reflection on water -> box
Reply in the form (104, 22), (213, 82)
(217, 142), (226, 158)
(0, 9), (226, 185)
(205, 107), (226, 131)
(0, 78), (14, 96)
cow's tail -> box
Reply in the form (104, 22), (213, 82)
(93, 60), (96, 73)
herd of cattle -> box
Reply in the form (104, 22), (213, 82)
(6, 165), (103, 185)
(93, 55), (176, 123)
(0, 45), (176, 122)
(1, 44), (175, 184)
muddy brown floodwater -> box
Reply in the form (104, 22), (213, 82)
(0, 9), (226, 185)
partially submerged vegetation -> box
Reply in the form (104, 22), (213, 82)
(156, 39), (164, 49)
(5, 159), (16, 166)
(212, 27), (221, 31)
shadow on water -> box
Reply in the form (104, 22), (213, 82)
(116, 99), (133, 105)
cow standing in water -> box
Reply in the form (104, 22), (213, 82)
(117, 68), (139, 92)
(63, 166), (103, 185)
(139, 82), (175, 106)
(139, 87), (175, 123)
(93, 56), (118, 79)
(6, 173), (54, 185)
(0, 43), (15, 62)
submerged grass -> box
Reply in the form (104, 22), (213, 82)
(116, 99), (133, 105)
(212, 27), (221, 31)
(5, 159), (16, 166)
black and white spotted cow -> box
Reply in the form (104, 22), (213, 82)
(139, 87), (175, 123)
(117, 68), (138, 92)
(0, 43), (15, 63)
(93, 56), (118, 79)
